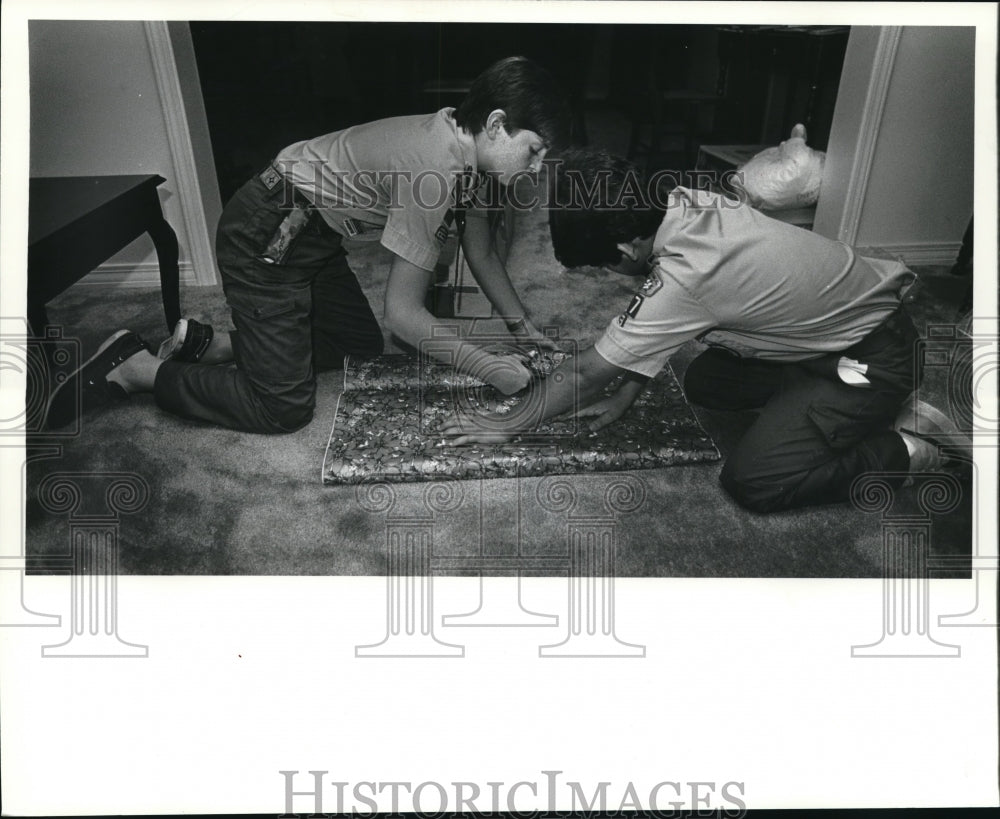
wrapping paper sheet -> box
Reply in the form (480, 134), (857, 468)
(322, 353), (720, 484)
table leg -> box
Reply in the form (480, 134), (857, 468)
(147, 215), (181, 332)
(27, 301), (49, 339)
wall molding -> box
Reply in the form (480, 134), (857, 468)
(870, 241), (962, 267)
(79, 261), (200, 289)
(143, 20), (218, 286)
(837, 26), (903, 246)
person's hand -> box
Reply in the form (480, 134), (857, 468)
(482, 352), (531, 395)
(439, 411), (516, 446)
(565, 391), (635, 432)
(507, 317), (562, 352)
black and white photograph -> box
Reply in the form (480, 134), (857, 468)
(1, 1), (997, 815)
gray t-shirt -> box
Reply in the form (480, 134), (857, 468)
(595, 187), (914, 377)
(276, 108), (479, 271)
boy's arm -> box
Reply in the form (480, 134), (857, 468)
(461, 216), (558, 349)
(440, 346), (629, 444)
(383, 254), (531, 394)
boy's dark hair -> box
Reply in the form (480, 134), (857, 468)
(453, 56), (571, 150)
(547, 148), (664, 268)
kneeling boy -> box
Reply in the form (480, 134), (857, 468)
(444, 149), (960, 513)
(46, 57), (570, 434)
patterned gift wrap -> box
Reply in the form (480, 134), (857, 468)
(322, 353), (720, 484)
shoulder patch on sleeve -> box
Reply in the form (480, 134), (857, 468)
(639, 268), (663, 297)
(618, 293), (644, 327)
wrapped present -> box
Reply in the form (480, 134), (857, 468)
(322, 353), (720, 484)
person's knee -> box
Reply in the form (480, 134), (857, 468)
(314, 332), (384, 372)
(339, 331), (385, 363)
(719, 458), (790, 514)
(255, 405), (314, 434)
(360, 332), (385, 358)
(252, 389), (315, 433)
(682, 353), (714, 405)
(683, 350), (738, 409)
(271, 404), (314, 433)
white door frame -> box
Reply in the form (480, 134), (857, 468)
(143, 20), (220, 286)
(813, 26), (903, 247)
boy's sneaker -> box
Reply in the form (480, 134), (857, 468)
(157, 318), (214, 362)
(43, 330), (150, 431)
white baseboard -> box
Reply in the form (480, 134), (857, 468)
(872, 241), (962, 267)
(76, 261), (203, 288)
(75, 242), (963, 287)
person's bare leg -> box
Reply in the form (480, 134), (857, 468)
(199, 330), (233, 364)
(106, 349), (162, 393)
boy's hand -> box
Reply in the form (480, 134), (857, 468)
(507, 317), (562, 352)
(560, 369), (649, 432)
(439, 411), (516, 446)
(483, 352), (531, 394)
(566, 392), (634, 432)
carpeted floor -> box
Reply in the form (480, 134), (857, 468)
(23, 201), (973, 577)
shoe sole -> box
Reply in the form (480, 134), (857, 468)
(897, 398), (973, 458)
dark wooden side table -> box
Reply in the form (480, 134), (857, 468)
(28, 175), (181, 335)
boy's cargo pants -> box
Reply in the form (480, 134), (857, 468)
(154, 167), (384, 433)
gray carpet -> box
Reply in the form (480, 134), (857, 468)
(24, 205), (973, 577)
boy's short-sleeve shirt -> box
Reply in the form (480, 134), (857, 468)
(275, 108), (479, 271)
(593, 187), (914, 378)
